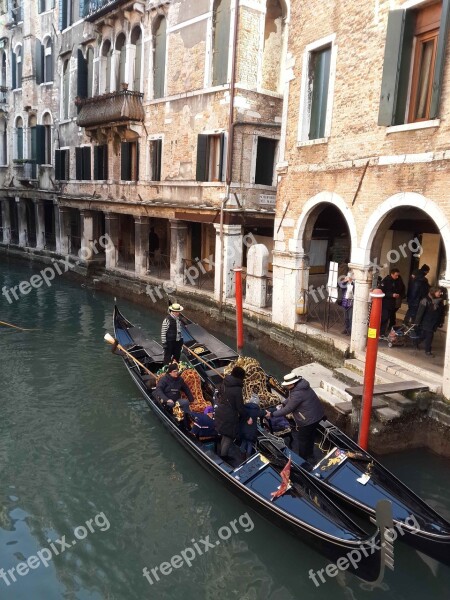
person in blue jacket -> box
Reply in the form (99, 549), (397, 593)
(239, 392), (268, 459)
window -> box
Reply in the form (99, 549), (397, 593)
(12, 0), (23, 24)
(35, 38), (53, 84)
(15, 117), (23, 160)
(0, 51), (6, 88)
(131, 27), (142, 92)
(254, 137), (277, 186)
(196, 133), (225, 182)
(212, 0), (231, 86)
(93, 145), (108, 180)
(153, 17), (166, 99)
(121, 142), (139, 181)
(62, 59), (70, 119)
(0, 117), (7, 165)
(100, 40), (112, 94)
(115, 33), (126, 91)
(43, 113), (52, 165)
(378, 1), (450, 126)
(298, 36), (336, 142)
(149, 139), (162, 181)
(55, 149), (70, 180)
(30, 118), (46, 168)
(12, 45), (22, 89)
(44, 38), (53, 82)
(38, 0), (54, 13)
(75, 146), (91, 180)
(59, 0), (79, 30)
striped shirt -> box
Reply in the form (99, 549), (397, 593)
(161, 314), (182, 344)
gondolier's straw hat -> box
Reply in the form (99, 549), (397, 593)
(169, 303), (184, 312)
(281, 372), (303, 386)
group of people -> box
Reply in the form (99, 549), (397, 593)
(156, 303), (324, 464)
(379, 265), (446, 356)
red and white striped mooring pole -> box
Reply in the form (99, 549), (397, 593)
(358, 288), (385, 450)
(234, 267), (244, 351)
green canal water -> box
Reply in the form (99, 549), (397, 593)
(1, 258), (449, 600)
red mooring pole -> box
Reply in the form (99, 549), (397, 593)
(234, 268), (244, 351)
(358, 288), (385, 450)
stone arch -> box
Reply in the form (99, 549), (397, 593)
(292, 191), (358, 256)
(358, 193), (450, 280)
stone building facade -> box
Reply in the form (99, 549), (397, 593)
(274, 0), (450, 396)
(0, 0), (286, 307)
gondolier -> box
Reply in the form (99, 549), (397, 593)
(161, 303), (184, 364)
(270, 373), (324, 462)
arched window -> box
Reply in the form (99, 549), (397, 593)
(100, 40), (112, 94)
(131, 27), (142, 92)
(262, 0), (285, 92)
(62, 59), (70, 119)
(86, 47), (94, 97)
(43, 112), (52, 165)
(115, 33), (126, 91)
(15, 116), (23, 160)
(0, 117), (7, 165)
(212, 0), (230, 86)
(12, 44), (23, 89)
(0, 51), (6, 88)
(44, 37), (53, 83)
(153, 17), (166, 99)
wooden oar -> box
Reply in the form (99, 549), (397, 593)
(182, 344), (225, 379)
(104, 333), (156, 379)
(0, 320), (38, 331)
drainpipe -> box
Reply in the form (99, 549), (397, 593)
(219, 0), (240, 314)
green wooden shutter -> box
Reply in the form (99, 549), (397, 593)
(309, 47), (331, 139)
(394, 10), (415, 125)
(35, 125), (46, 164)
(121, 142), (130, 180)
(35, 39), (43, 84)
(218, 132), (225, 181)
(196, 134), (209, 181)
(378, 10), (406, 126)
(17, 128), (23, 159)
(102, 145), (108, 179)
(83, 146), (91, 180)
(75, 147), (83, 179)
(55, 149), (62, 179)
(151, 139), (162, 181)
(11, 51), (16, 89)
(212, 0), (231, 86)
(64, 149), (70, 179)
(93, 146), (100, 180)
(77, 49), (88, 99)
(154, 17), (167, 99)
(136, 142), (139, 181)
(430, 0), (450, 119)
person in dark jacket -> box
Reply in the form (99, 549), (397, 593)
(404, 264), (430, 326)
(161, 303), (184, 365)
(379, 268), (405, 336)
(270, 373), (324, 461)
(414, 286), (445, 357)
(214, 367), (251, 459)
(239, 392), (268, 458)
(191, 406), (217, 438)
(155, 364), (194, 413)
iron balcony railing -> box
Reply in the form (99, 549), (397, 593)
(76, 90), (144, 128)
(0, 86), (8, 104)
(83, 0), (124, 21)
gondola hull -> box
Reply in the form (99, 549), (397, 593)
(177, 312), (450, 568)
(112, 306), (390, 584)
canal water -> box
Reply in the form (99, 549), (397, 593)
(1, 258), (449, 600)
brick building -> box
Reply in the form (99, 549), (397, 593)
(0, 0), (286, 307)
(274, 0), (450, 396)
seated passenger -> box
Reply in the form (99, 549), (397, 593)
(191, 406), (217, 438)
(155, 364), (194, 414)
(239, 392), (270, 459)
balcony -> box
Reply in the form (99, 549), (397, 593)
(76, 90), (145, 129)
(83, 0), (126, 21)
(0, 86), (8, 105)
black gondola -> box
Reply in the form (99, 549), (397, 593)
(111, 306), (392, 584)
(177, 312), (450, 568)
